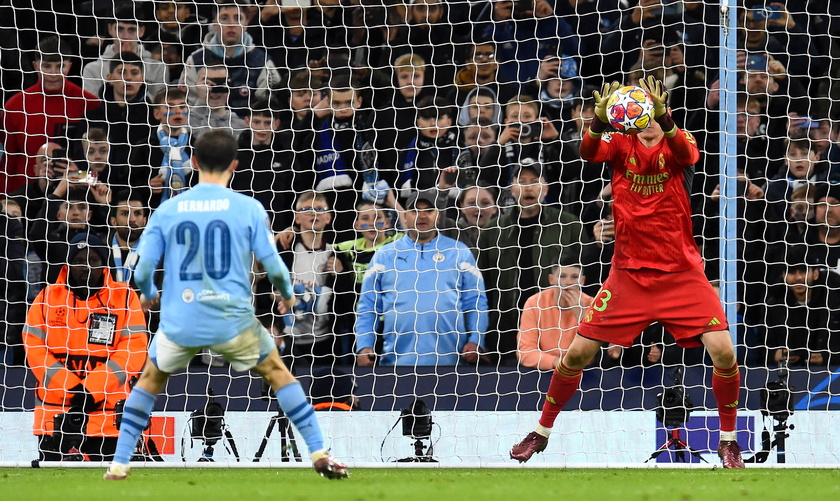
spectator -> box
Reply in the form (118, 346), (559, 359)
(517, 257), (593, 370)
(765, 137), (827, 222)
(82, 4), (167, 100)
(74, 129), (120, 190)
(475, 0), (578, 87)
(764, 245), (840, 367)
(83, 53), (157, 183)
(0, 206), (26, 365)
(333, 199), (402, 334)
(276, 69), (323, 132)
(293, 76), (395, 240)
(145, 87), (193, 204)
(740, 4), (826, 101)
(477, 162), (589, 362)
(597, 0), (677, 84)
(448, 183), (499, 253)
(253, 4), (327, 78)
(452, 41), (518, 107)
(740, 52), (810, 143)
(232, 101), (301, 232)
(2, 36), (99, 195)
(389, 0), (457, 89)
(23, 232), (148, 461)
(29, 190), (107, 285)
(107, 190), (148, 286)
(151, 0), (207, 61)
(397, 97), (460, 200)
(802, 183), (840, 275)
(9, 142), (62, 233)
(385, 54), (433, 152)
(279, 191), (339, 369)
(461, 123), (503, 182)
(355, 190), (488, 367)
(579, 186), (615, 294)
(182, 0), (280, 115)
(456, 86), (503, 127)
(497, 96), (562, 206)
(188, 64), (248, 139)
(523, 53), (580, 125)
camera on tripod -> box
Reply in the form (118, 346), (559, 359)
(397, 399), (437, 462)
(183, 390), (239, 462)
(745, 361), (795, 464)
(646, 368), (707, 464)
(53, 408), (87, 461)
(655, 368), (693, 427)
(761, 362), (794, 419)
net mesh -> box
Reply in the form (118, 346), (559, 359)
(1, 0), (839, 465)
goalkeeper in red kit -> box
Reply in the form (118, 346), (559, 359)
(510, 76), (744, 469)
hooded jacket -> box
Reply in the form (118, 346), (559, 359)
(182, 31), (280, 113)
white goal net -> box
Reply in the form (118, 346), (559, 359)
(1, 0), (839, 466)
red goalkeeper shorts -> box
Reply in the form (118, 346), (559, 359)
(577, 263), (728, 348)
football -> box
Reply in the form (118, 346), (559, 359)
(606, 85), (655, 134)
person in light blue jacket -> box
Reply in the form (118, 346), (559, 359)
(355, 190), (489, 366)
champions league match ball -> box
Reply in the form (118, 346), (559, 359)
(606, 85), (655, 134)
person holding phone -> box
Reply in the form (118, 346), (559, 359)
(2, 36), (99, 195)
(497, 95), (562, 205)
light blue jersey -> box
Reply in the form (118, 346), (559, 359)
(135, 183), (293, 347)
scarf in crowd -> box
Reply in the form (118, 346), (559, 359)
(158, 125), (191, 201)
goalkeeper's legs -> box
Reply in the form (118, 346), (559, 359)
(702, 329), (744, 469)
(511, 336), (602, 463)
(253, 349), (349, 479)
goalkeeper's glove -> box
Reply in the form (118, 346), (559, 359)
(640, 75), (668, 119)
(362, 179), (390, 205)
(593, 81), (621, 124)
(640, 75), (676, 136)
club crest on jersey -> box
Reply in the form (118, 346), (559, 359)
(182, 288), (195, 303)
(433, 252), (445, 263)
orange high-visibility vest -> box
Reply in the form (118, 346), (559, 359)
(24, 266), (148, 437)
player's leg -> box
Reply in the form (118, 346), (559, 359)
(104, 360), (171, 479)
(510, 335), (602, 462)
(105, 331), (194, 480)
(251, 348), (348, 479)
(701, 329), (744, 469)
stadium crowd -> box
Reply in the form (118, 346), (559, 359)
(2, 0), (840, 372)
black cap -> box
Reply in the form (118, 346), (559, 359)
(67, 232), (110, 264)
(405, 189), (439, 210)
(513, 159), (543, 180)
(812, 182), (840, 204)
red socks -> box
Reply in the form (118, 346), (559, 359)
(538, 361), (583, 429)
(712, 364), (741, 432)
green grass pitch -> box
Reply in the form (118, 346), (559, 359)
(1, 468), (838, 501)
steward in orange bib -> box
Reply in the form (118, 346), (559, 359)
(24, 232), (148, 461)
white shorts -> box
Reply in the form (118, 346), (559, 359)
(149, 321), (275, 373)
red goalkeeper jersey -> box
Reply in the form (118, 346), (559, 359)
(580, 129), (702, 272)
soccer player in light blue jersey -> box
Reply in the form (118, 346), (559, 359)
(104, 130), (348, 480)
